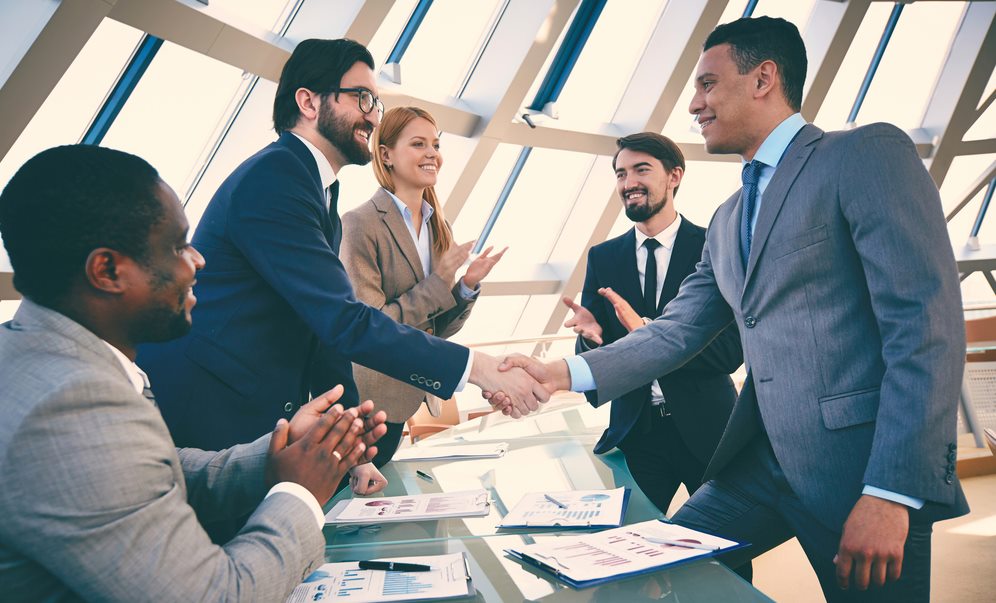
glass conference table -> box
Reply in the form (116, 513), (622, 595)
(322, 396), (772, 602)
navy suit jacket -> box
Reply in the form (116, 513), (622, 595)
(138, 133), (469, 449)
(580, 218), (742, 462)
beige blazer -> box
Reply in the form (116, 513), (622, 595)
(340, 187), (476, 422)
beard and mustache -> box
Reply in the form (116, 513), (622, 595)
(317, 98), (373, 166)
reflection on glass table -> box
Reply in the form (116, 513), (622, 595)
(323, 436), (661, 548)
(323, 537), (772, 602)
(423, 394), (612, 445)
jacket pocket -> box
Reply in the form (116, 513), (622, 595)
(818, 386), (879, 430)
(770, 224), (828, 260)
(184, 334), (260, 398)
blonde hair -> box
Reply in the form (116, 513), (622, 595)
(372, 106), (454, 254)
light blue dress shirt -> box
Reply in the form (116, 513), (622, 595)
(386, 191), (478, 301)
(566, 114), (922, 510)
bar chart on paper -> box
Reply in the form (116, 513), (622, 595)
(382, 571), (434, 596)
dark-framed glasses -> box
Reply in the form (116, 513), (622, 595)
(336, 87), (384, 118)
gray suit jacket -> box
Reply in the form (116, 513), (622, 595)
(581, 123), (969, 530)
(0, 300), (324, 602)
(340, 188), (475, 422)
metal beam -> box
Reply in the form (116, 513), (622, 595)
(946, 160), (996, 223)
(921, 3), (996, 188)
(0, 0), (112, 162)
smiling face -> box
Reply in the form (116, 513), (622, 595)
(380, 117), (443, 192)
(317, 61), (380, 166)
(689, 43), (760, 158)
(614, 148), (678, 223)
(130, 181), (204, 343)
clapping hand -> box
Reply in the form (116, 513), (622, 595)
(436, 240), (475, 283)
(288, 385), (387, 452)
(462, 246), (508, 290)
(599, 287), (644, 332)
(562, 296), (603, 345)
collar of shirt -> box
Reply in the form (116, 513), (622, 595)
(386, 189), (434, 229)
(747, 112), (807, 196)
(633, 213), (682, 254)
(102, 341), (145, 394)
(289, 132), (338, 195)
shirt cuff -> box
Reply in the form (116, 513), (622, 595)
(454, 350), (474, 392)
(266, 482), (326, 529)
(862, 485), (924, 510)
(565, 356), (596, 392)
(458, 279), (480, 300)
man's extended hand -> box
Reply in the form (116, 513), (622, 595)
(834, 495), (910, 591)
(598, 287), (644, 332)
(484, 354), (571, 416)
(470, 351), (549, 419)
(288, 385), (388, 457)
(562, 296), (603, 345)
(349, 462), (388, 495)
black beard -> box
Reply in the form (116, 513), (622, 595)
(624, 195), (665, 223)
(318, 102), (372, 166)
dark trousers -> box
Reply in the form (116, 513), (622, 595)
(617, 409), (707, 514)
(672, 435), (932, 602)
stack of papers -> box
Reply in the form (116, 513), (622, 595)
(287, 553), (473, 602)
(392, 442), (508, 461)
(325, 490), (491, 525)
(499, 488), (630, 529)
(505, 519), (745, 588)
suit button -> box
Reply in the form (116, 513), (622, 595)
(410, 374), (418, 382)
(948, 443), (957, 452)
(945, 475), (954, 484)
(744, 316), (757, 328)
(948, 451), (957, 462)
(433, 381), (441, 390)
(284, 402), (294, 413)
(426, 327), (434, 335)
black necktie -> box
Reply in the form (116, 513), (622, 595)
(642, 238), (662, 315)
(327, 180), (342, 254)
(740, 160), (764, 267)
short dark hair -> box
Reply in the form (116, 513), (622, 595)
(0, 145), (164, 305)
(704, 16), (807, 111)
(613, 132), (686, 196)
(272, 38), (375, 134)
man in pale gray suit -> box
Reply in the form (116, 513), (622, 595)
(0, 145), (386, 601)
(494, 17), (968, 601)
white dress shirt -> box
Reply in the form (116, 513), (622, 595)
(634, 215), (682, 404)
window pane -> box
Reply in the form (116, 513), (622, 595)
(100, 42), (246, 196)
(0, 0), (60, 88)
(449, 142), (524, 242)
(526, 0), (667, 124)
(396, 0), (506, 99)
(0, 19), (141, 188)
(483, 147), (596, 265)
(815, 2), (965, 130)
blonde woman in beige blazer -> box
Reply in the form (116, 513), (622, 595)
(340, 106), (505, 492)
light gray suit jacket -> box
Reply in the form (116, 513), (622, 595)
(582, 123), (969, 530)
(340, 188), (475, 422)
(0, 300), (324, 602)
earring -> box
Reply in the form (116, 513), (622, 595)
(384, 163), (393, 170)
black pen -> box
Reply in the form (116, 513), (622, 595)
(358, 560), (432, 572)
(416, 470), (434, 481)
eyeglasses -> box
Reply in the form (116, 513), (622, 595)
(334, 87), (384, 118)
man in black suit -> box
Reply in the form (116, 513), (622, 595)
(562, 132), (742, 513)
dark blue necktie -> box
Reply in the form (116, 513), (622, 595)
(642, 238), (662, 315)
(740, 160), (764, 267)
(327, 180), (342, 253)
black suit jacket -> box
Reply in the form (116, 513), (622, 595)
(137, 133), (469, 450)
(579, 217), (742, 462)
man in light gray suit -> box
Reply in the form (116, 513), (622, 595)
(0, 145), (386, 602)
(494, 17), (968, 601)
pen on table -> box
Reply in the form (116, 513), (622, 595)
(642, 536), (720, 551)
(357, 560), (431, 572)
(416, 470), (434, 482)
(544, 494), (568, 509)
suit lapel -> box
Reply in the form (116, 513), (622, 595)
(372, 189), (425, 280)
(279, 132), (338, 246)
(658, 217), (698, 313)
(614, 229), (644, 315)
(744, 125), (822, 285)
(727, 190), (747, 293)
